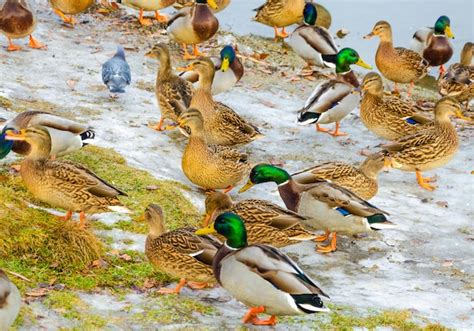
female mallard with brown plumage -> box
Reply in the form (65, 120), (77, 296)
(0, 0), (45, 51)
(5, 126), (128, 227)
(178, 109), (250, 192)
(381, 97), (462, 191)
(204, 192), (317, 247)
(145, 43), (193, 131)
(438, 42), (473, 109)
(143, 204), (221, 294)
(364, 20), (429, 95)
(185, 57), (263, 146)
(360, 72), (433, 140)
(166, 0), (219, 60)
(49, 0), (94, 25)
(116, 0), (176, 25)
(291, 152), (386, 200)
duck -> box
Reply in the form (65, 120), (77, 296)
(297, 48), (372, 136)
(0, 0), (45, 51)
(291, 152), (386, 200)
(178, 109), (250, 192)
(166, 0), (219, 60)
(5, 126), (128, 227)
(0, 111), (95, 160)
(0, 270), (21, 331)
(174, 0), (230, 13)
(364, 20), (429, 96)
(381, 97), (462, 191)
(116, 0), (176, 25)
(179, 45), (243, 95)
(143, 204), (221, 294)
(410, 16), (454, 75)
(204, 192), (317, 247)
(438, 42), (473, 109)
(49, 0), (94, 25)
(145, 43), (194, 131)
(287, 2), (338, 70)
(102, 46), (131, 94)
(360, 72), (433, 140)
(185, 57), (263, 146)
(196, 212), (329, 326)
(239, 164), (395, 253)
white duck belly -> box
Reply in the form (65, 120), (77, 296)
(167, 16), (200, 44)
(317, 92), (359, 124)
(0, 280), (21, 330)
(47, 127), (83, 157)
(211, 70), (237, 94)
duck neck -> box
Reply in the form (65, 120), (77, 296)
(277, 179), (301, 212)
(157, 56), (172, 80)
(460, 48), (472, 66)
(27, 142), (51, 161)
(359, 162), (380, 179)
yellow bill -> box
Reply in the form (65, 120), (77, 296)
(5, 129), (26, 141)
(220, 57), (230, 72)
(207, 0), (218, 10)
(195, 222), (216, 235)
(445, 25), (455, 39)
(356, 58), (372, 69)
(238, 180), (254, 193)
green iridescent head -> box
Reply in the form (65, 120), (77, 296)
(303, 3), (318, 26)
(434, 16), (454, 38)
(196, 212), (247, 248)
(0, 126), (15, 159)
(331, 48), (372, 74)
(219, 45), (236, 72)
(239, 164), (290, 193)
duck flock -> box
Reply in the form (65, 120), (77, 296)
(0, 0), (472, 328)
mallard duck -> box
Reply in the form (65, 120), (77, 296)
(0, 111), (95, 160)
(49, 0), (94, 25)
(204, 192), (317, 247)
(438, 42), (473, 108)
(143, 204), (221, 294)
(102, 46), (131, 94)
(179, 45), (243, 95)
(196, 213), (329, 326)
(239, 164), (395, 253)
(166, 0), (219, 60)
(174, 0), (230, 13)
(0, 270), (21, 330)
(145, 43), (193, 131)
(5, 126), (128, 227)
(381, 97), (462, 191)
(291, 152), (386, 200)
(185, 57), (263, 146)
(411, 16), (454, 75)
(0, 0), (45, 51)
(360, 72), (433, 140)
(364, 21), (429, 95)
(178, 109), (250, 192)
(287, 2), (337, 69)
(116, 0), (176, 25)
(297, 48), (372, 136)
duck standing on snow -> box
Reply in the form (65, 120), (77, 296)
(196, 213), (329, 326)
(179, 45), (243, 95)
(115, 0), (176, 25)
(5, 126), (128, 227)
(239, 164), (395, 253)
(49, 0), (94, 26)
(0, 0), (45, 51)
(0, 111), (95, 160)
(166, 0), (219, 60)
(297, 48), (372, 136)
(0, 270), (21, 331)
(410, 16), (454, 75)
(287, 2), (337, 70)
(364, 20), (429, 96)
(102, 46), (132, 94)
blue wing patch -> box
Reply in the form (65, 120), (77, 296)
(405, 117), (418, 125)
(335, 207), (351, 216)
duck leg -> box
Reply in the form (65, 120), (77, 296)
(222, 185), (234, 194)
(316, 124), (329, 132)
(7, 38), (22, 51)
(79, 211), (88, 228)
(242, 306), (277, 326)
(317, 232), (337, 253)
(150, 117), (165, 131)
(273, 26), (288, 41)
(28, 35), (46, 49)
(407, 81), (415, 97)
(187, 281), (208, 290)
(328, 122), (348, 137)
(182, 43), (194, 60)
(53, 8), (76, 25)
(392, 82), (400, 95)
(60, 211), (73, 221)
(415, 171), (437, 191)
(439, 65), (446, 76)
(154, 10), (168, 23)
(314, 229), (330, 242)
(192, 44), (206, 57)
(138, 9), (153, 26)
(158, 278), (187, 294)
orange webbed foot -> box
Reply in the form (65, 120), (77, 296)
(187, 281), (208, 290)
(7, 38), (22, 51)
(28, 36), (46, 50)
(157, 278), (186, 295)
(416, 171), (437, 191)
(316, 124), (330, 132)
(155, 11), (168, 23)
(314, 230), (330, 242)
(316, 232), (337, 253)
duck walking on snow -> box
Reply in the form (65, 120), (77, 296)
(102, 46), (132, 94)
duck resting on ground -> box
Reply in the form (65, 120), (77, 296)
(196, 213), (330, 326)
(102, 46), (131, 94)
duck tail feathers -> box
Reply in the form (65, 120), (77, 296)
(80, 130), (95, 141)
(291, 294), (330, 314)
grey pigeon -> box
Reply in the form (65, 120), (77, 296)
(102, 46), (131, 93)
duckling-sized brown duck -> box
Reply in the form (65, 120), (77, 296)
(364, 21), (429, 96)
(49, 0), (94, 26)
(360, 72), (432, 140)
(0, 0), (45, 51)
(5, 126), (128, 227)
(381, 97), (462, 191)
(291, 152), (386, 200)
(144, 204), (221, 294)
(185, 57), (263, 146)
(204, 192), (317, 247)
(178, 109), (250, 192)
(145, 43), (193, 131)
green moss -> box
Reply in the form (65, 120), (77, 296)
(0, 95), (13, 109)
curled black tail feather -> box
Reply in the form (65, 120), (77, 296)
(80, 130), (95, 141)
(291, 294), (328, 314)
